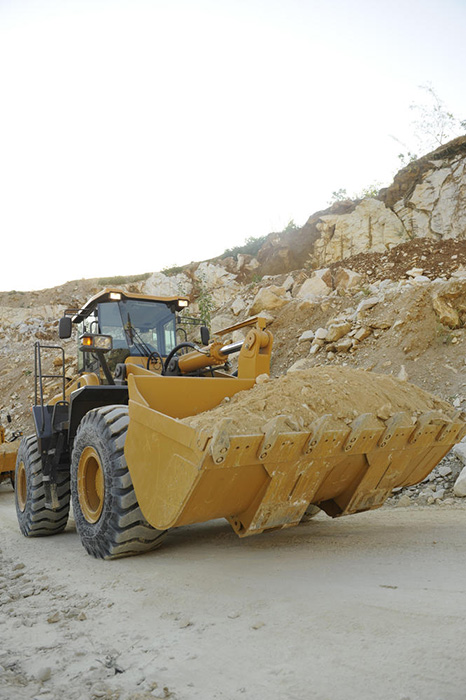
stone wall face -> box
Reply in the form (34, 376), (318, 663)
(311, 199), (408, 269)
(393, 157), (466, 241)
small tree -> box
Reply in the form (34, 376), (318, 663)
(393, 84), (466, 164)
(327, 188), (349, 205)
(196, 274), (214, 325)
(282, 219), (299, 234)
(327, 184), (382, 206)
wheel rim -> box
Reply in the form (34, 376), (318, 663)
(17, 461), (27, 512)
(77, 446), (105, 523)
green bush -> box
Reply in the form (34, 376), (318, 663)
(162, 265), (185, 277)
(221, 235), (269, 260)
(97, 273), (151, 286)
(220, 221), (299, 261)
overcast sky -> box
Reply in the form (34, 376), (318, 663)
(1, 0), (465, 291)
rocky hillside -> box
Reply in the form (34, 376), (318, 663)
(248, 135), (466, 277)
(1, 137), (466, 499)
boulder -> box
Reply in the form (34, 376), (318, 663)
(314, 328), (328, 340)
(196, 262), (236, 288)
(249, 286), (289, 315)
(354, 326), (371, 341)
(195, 262), (241, 307)
(232, 298), (246, 316)
(287, 359), (310, 373)
(297, 269), (332, 299)
(412, 275), (431, 284)
(431, 277), (466, 329)
(326, 321), (351, 343)
(452, 439), (466, 464)
(334, 337), (353, 353)
(297, 298), (320, 313)
(453, 466), (466, 497)
(432, 295), (460, 328)
(298, 330), (315, 342)
(334, 268), (363, 292)
(452, 266), (466, 278)
(355, 296), (381, 315)
(246, 257), (260, 271)
(283, 275), (294, 292)
(143, 271), (191, 297)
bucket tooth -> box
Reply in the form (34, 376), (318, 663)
(338, 449), (414, 515)
(377, 412), (415, 449)
(343, 413), (385, 453)
(408, 411), (447, 445)
(394, 413), (466, 488)
(434, 416), (466, 444)
(303, 415), (350, 457)
(209, 419), (233, 465)
(257, 415), (304, 467)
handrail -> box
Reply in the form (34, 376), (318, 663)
(34, 343), (67, 432)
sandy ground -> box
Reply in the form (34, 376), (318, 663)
(1, 485), (466, 700)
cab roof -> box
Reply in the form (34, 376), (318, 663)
(71, 288), (190, 323)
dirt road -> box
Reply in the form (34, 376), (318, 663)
(1, 485), (465, 700)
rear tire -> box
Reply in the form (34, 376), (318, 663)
(71, 405), (167, 559)
(15, 435), (70, 536)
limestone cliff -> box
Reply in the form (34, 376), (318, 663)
(250, 135), (466, 277)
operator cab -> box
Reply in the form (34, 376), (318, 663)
(60, 289), (190, 381)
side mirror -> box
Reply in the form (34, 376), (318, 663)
(59, 316), (72, 339)
(200, 326), (210, 346)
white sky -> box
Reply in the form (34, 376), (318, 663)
(1, 0), (465, 291)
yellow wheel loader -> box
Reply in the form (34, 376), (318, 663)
(13, 287), (466, 558)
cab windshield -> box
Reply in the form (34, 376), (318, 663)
(98, 299), (177, 369)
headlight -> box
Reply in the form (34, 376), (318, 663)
(80, 334), (113, 352)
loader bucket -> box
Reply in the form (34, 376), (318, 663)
(124, 371), (466, 537)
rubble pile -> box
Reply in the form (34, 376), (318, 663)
(385, 451), (466, 508)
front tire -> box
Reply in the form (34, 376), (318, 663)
(15, 435), (70, 536)
(71, 405), (167, 559)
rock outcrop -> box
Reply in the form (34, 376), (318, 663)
(234, 135), (466, 279)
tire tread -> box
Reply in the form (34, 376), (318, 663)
(15, 435), (70, 537)
(71, 405), (166, 559)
